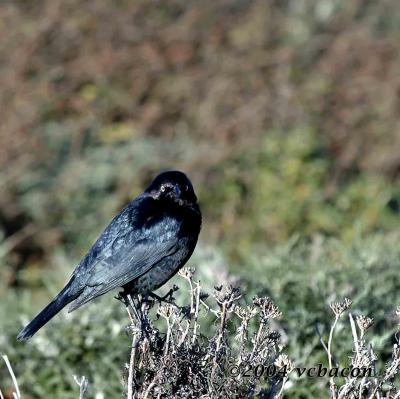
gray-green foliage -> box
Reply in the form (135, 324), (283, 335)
(2, 233), (400, 398)
(203, 128), (398, 257)
(244, 232), (400, 397)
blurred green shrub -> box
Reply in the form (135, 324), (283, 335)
(1, 0), (399, 273)
(2, 233), (400, 398)
(203, 127), (398, 257)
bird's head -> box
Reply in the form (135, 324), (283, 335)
(145, 170), (198, 206)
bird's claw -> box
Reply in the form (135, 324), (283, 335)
(149, 286), (179, 304)
(114, 292), (127, 305)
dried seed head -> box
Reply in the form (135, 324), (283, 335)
(352, 344), (376, 369)
(267, 330), (281, 344)
(356, 315), (374, 334)
(234, 305), (248, 319)
(234, 305), (256, 320)
(235, 324), (248, 342)
(275, 354), (294, 372)
(199, 291), (209, 301)
(214, 286), (241, 306)
(179, 267), (194, 279)
(253, 296), (282, 319)
(330, 298), (352, 317)
(157, 304), (176, 318)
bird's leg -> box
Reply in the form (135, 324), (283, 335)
(127, 294), (144, 324)
(115, 288), (144, 323)
(114, 291), (127, 305)
(115, 290), (146, 339)
(126, 294), (154, 342)
(115, 291), (136, 328)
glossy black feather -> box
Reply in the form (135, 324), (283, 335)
(17, 171), (201, 341)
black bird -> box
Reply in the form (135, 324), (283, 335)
(17, 170), (201, 341)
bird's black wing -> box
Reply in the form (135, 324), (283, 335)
(68, 213), (181, 311)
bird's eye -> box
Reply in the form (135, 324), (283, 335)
(160, 185), (166, 192)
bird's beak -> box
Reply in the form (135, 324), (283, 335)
(173, 185), (181, 197)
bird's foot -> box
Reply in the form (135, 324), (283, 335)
(149, 285), (179, 304)
(115, 292), (123, 301)
(115, 291), (129, 306)
(117, 293), (155, 345)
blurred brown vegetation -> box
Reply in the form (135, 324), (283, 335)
(0, 0), (399, 286)
(1, 2), (400, 397)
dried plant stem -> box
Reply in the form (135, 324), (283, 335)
(357, 379), (366, 399)
(367, 379), (381, 398)
(178, 320), (190, 347)
(191, 282), (201, 345)
(143, 378), (158, 399)
(348, 313), (359, 353)
(127, 333), (139, 399)
(126, 294), (142, 399)
(73, 375), (88, 399)
(337, 313), (359, 399)
(1, 355), (21, 399)
(125, 302), (135, 325)
(211, 301), (228, 383)
(186, 276), (195, 313)
(276, 375), (289, 398)
(328, 315), (340, 399)
(328, 315), (339, 370)
(120, 269), (284, 398)
(200, 299), (219, 316)
(164, 318), (172, 356)
(367, 356), (400, 399)
(216, 303), (228, 353)
(315, 323), (331, 359)
(250, 322), (264, 361)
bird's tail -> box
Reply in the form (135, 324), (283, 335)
(17, 284), (75, 341)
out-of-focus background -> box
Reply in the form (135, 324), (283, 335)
(1, 1), (399, 397)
